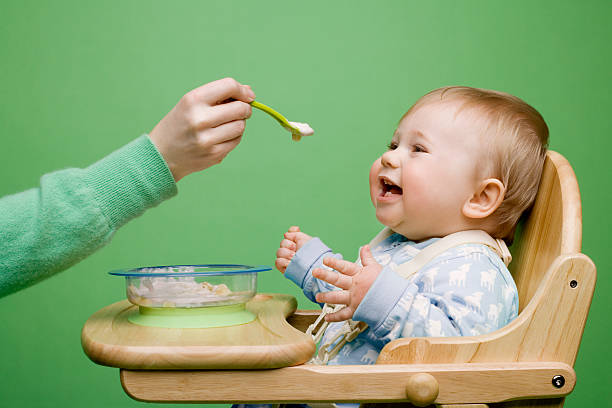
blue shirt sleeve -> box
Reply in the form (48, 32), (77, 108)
(354, 246), (518, 342)
(284, 237), (344, 305)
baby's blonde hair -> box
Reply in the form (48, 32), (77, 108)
(404, 86), (549, 243)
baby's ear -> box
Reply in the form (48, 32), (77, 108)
(462, 178), (505, 219)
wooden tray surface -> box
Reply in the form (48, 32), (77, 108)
(81, 293), (315, 369)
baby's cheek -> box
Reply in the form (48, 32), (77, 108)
(368, 160), (380, 206)
(401, 171), (431, 204)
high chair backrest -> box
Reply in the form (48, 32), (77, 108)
(508, 150), (582, 313)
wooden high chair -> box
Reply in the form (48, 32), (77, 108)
(115, 151), (596, 407)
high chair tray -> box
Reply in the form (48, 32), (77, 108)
(81, 293), (316, 369)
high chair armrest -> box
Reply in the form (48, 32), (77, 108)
(377, 253), (596, 367)
(120, 361), (574, 405)
(287, 309), (320, 333)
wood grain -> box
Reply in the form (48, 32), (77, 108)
(81, 293), (315, 369)
(509, 151), (582, 314)
(120, 362), (575, 404)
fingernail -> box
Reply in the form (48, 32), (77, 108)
(246, 86), (255, 100)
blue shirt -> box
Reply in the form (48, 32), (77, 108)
(285, 232), (519, 366)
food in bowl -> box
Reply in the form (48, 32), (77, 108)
(109, 264), (270, 308)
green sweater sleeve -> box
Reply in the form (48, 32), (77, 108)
(0, 135), (177, 298)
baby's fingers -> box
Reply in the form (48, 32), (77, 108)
(313, 267), (352, 290)
(284, 231), (307, 241)
(315, 290), (349, 306)
(275, 257), (290, 273)
(359, 245), (379, 267)
(325, 307), (355, 323)
(276, 247), (295, 260)
(280, 238), (296, 251)
(322, 257), (359, 276)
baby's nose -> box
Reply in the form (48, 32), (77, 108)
(381, 150), (400, 168)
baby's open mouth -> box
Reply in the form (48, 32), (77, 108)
(380, 177), (403, 197)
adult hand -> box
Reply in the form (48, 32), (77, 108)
(313, 245), (382, 322)
(275, 226), (313, 273)
(149, 77), (256, 182)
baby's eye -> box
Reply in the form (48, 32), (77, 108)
(413, 144), (427, 153)
(387, 141), (398, 150)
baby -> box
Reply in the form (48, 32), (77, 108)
(276, 86), (549, 370)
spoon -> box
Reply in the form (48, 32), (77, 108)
(250, 101), (314, 141)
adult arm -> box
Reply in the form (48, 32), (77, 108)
(0, 77), (256, 298)
(0, 135), (176, 298)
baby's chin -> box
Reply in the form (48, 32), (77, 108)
(374, 212), (426, 241)
(374, 210), (400, 231)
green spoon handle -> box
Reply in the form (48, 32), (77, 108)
(250, 101), (292, 129)
(250, 100), (304, 141)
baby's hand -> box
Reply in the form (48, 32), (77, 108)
(149, 78), (256, 182)
(313, 245), (382, 322)
(275, 226), (312, 273)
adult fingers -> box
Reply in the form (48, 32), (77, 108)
(323, 257), (359, 276)
(313, 267), (352, 289)
(191, 77), (255, 105)
(360, 245), (377, 266)
(315, 290), (350, 306)
(276, 247), (295, 260)
(198, 134), (242, 167)
(201, 119), (246, 145)
(196, 101), (252, 130)
(280, 239), (296, 251)
(325, 307), (355, 322)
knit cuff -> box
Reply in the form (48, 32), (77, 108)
(285, 238), (332, 288)
(83, 134), (177, 229)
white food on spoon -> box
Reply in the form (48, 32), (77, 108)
(288, 121), (314, 136)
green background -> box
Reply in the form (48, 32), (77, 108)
(1, 1), (610, 406)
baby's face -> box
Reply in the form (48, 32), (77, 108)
(369, 100), (484, 240)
